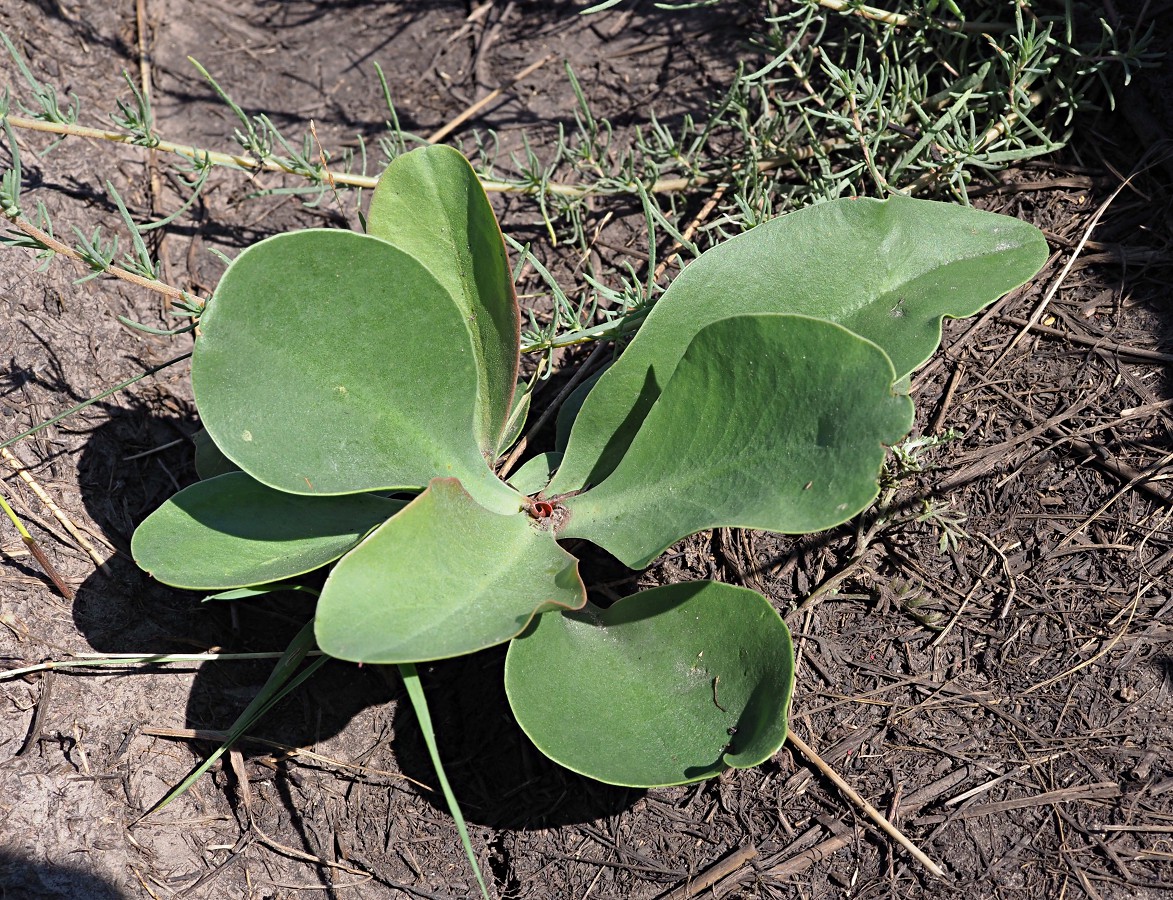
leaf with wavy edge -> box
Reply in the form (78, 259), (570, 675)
(548, 195), (1047, 494)
(505, 581), (794, 787)
(315, 478), (585, 663)
(558, 315), (913, 569)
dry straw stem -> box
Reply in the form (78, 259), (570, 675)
(990, 155), (1163, 372)
(4, 113), (382, 185)
(3, 210), (207, 307)
(426, 53), (556, 143)
(1053, 452), (1173, 555)
(929, 553), (997, 648)
(1021, 582), (1146, 696)
(2, 446), (109, 574)
(5, 113), (539, 193)
(1, 650), (319, 681)
(3, 114), (847, 198)
(996, 314), (1173, 365)
(787, 729), (947, 878)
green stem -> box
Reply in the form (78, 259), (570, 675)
(520, 307), (647, 354)
(0, 489), (31, 540)
(146, 623), (327, 816)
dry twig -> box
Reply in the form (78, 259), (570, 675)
(787, 730), (946, 877)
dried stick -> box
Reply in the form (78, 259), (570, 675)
(651, 183), (728, 283)
(989, 173), (1131, 371)
(656, 844), (758, 900)
(3, 213), (206, 307)
(427, 54), (555, 144)
(2, 446), (110, 574)
(996, 313), (1173, 364)
(787, 730), (946, 878)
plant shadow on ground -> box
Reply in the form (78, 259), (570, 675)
(72, 408), (389, 750)
(0, 847), (128, 900)
(72, 404), (638, 830)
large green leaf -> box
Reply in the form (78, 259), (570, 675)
(505, 581), (794, 787)
(131, 472), (402, 589)
(192, 228), (520, 514)
(315, 478), (585, 664)
(368, 145), (520, 456)
(558, 315), (913, 569)
(547, 195), (1047, 494)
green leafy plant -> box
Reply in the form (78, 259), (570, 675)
(131, 144), (1046, 791)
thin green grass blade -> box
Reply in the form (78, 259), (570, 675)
(398, 663), (491, 900)
(0, 353), (191, 451)
(143, 621), (326, 816)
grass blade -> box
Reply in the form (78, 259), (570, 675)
(398, 663), (491, 900)
(141, 620), (326, 818)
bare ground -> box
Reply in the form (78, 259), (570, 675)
(2, 2), (1173, 898)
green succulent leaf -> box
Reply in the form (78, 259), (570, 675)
(192, 228), (520, 514)
(131, 472), (403, 590)
(505, 581), (794, 787)
(315, 478), (586, 664)
(548, 194), (1047, 494)
(507, 451), (562, 496)
(559, 315), (913, 569)
(203, 583), (316, 601)
(496, 385), (531, 458)
(555, 369), (604, 455)
(368, 145), (520, 456)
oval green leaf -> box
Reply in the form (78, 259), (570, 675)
(315, 478), (586, 664)
(549, 194), (1047, 494)
(192, 228), (519, 513)
(368, 145), (520, 456)
(505, 581), (794, 787)
(559, 315), (913, 569)
(131, 472), (403, 590)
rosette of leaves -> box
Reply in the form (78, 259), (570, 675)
(132, 145), (1046, 787)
